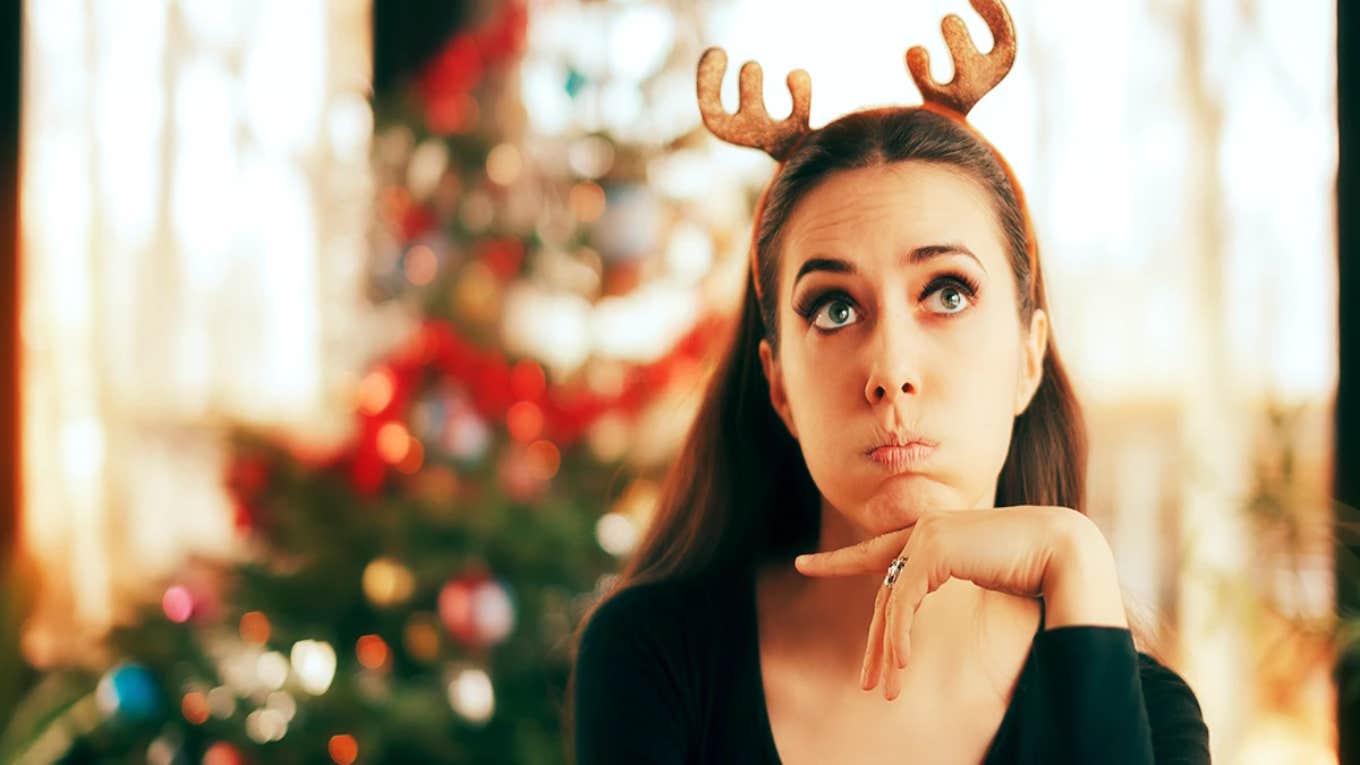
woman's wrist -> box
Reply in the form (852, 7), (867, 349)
(1041, 515), (1129, 630)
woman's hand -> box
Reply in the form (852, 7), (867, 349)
(792, 505), (1126, 700)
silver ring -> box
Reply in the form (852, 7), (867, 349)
(883, 555), (907, 587)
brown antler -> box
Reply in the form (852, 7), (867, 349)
(906, 0), (1017, 117)
(696, 47), (811, 162)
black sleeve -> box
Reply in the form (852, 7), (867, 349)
(572, 587), (692, 764)
(1035, 626), (1210, 764)
(1137, 652), (1212, 764)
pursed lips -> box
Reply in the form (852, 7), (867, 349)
(865, 439), (937, 473)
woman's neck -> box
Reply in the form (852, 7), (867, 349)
(760, 499), (996, 694)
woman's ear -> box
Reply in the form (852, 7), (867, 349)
(758, 338), (799, 440)
(1014, 308), (1048, 415)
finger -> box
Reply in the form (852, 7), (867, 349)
(886, 578), (914, 670)
(888, 552), (944, 672)
(794, 529), (912, 577)
(860, 584), (889, 690)
(882, 610), (902, 701)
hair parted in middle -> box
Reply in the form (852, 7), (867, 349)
(595, 0), (1086, 587)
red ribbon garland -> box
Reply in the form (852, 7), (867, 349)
(335, 313), (730, 495)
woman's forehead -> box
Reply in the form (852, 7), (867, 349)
(781, 162), (1005, 273)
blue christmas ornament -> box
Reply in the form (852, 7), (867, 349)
(97, 662), (161, 721)
(565, 67), (586, 99)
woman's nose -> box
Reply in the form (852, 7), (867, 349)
(865, 375), (915, 405)
(863, 315), (920, 406)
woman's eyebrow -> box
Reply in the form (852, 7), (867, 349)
(791, 243), (987, 291)
(912, 243), (987, 274)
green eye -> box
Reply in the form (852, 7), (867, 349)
(813, 299), (859, 330)
(932, 287), (967, 313)
(921, 274), (979, 315)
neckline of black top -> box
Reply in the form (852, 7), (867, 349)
(742, 563), (1049, 764)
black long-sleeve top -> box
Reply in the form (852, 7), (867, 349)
(573, 561), (1210, 763)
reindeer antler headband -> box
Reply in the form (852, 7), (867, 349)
(697, 0), (1033, 305)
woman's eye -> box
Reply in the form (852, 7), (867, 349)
(812, 299), (860, 330)
(922, 275), (979, 315)
(927, 285), (972, 314)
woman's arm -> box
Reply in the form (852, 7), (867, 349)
(1040, 515), (1129, 630)
(1138, 652), (1212, 763)
(572, 587), (691, 764)
(1033, 626), (1210, 763)
(792, 505), (1211, 762)
(1038, 518), (1210, 763)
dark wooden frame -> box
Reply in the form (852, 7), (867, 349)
(1338, 0), (1358, 758)
(0, 0), (26, 727)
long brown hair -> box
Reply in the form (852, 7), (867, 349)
(612, 105), (1086, 587)
(563, 106), (1144, 756)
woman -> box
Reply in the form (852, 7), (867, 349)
(569, 1), (1210, 762)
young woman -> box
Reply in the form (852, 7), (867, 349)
(568, 2), (1210, 762)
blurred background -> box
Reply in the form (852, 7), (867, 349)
(0, 0), (1353, 762)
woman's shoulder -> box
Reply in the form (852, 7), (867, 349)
(578, 565), (748, 653)
(1134, 651), (1205, 713)
(1136, 647), (1202, 702)
(1027, 627), (1210, 760)
(1038, 626), (1206, 716)
(1135, 650), (1212, 758)
(579, 577), (688, 642)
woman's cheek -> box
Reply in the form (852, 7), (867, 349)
(954, 402), (1017, 485)
(802, 446), (863, 510)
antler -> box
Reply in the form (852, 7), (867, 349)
(696, 47), (812, 162)
(906, 0), (1017, 117)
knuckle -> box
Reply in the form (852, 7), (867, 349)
(919, 510), (943, 533)
(914, 519), (939, 547)
(1060, 510), (1101, 545)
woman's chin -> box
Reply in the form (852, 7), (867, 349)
(856, 481), (964, 529)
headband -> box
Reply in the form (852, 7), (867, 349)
(695, 0), (1037, 307)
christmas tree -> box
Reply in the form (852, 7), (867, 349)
(1, 1), (749, 762)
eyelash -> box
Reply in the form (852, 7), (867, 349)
(792, 271), (982, 332)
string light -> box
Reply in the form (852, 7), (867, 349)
(328, 734), (360, 765)
(290, 640), (337, 695)
(446, 666), (495, 723)
(239, 611), (271, 645)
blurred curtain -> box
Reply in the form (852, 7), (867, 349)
(18, 0), (398, 665)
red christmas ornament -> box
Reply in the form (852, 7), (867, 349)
(231, 499), (264, 534)
(224, 455), (270, 501)
(437, 568), (516, 647)
(509, 359), (546, 400)
(203, 741), (248, 765)
(477, 237), (525, 280)
(438, 570), (486, 645)
(400, 204), (439, 241)
(224, 454), (273, 533)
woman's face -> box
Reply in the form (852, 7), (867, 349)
(758, 160), (1048, 536)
